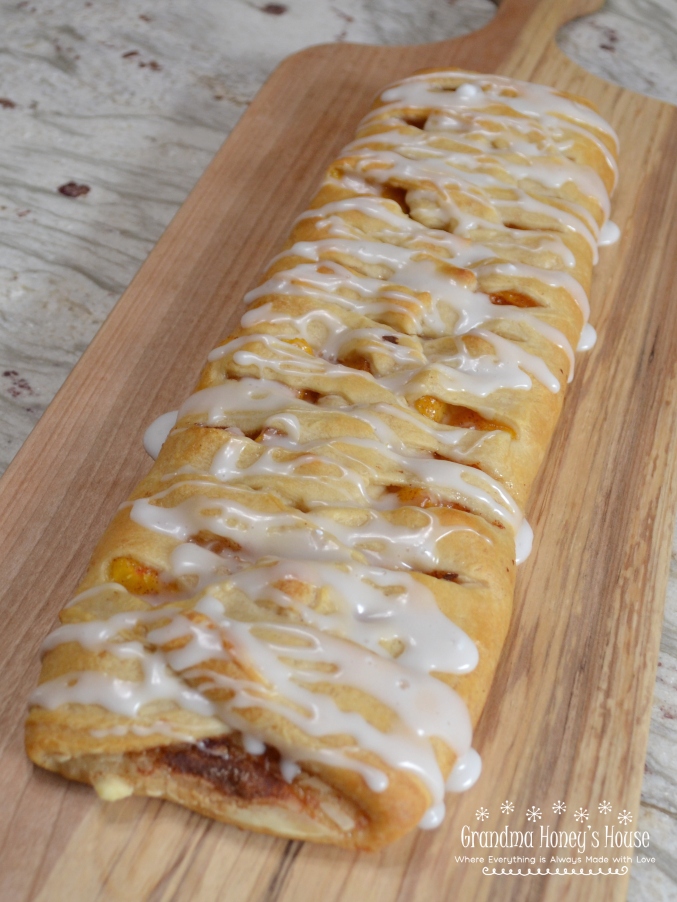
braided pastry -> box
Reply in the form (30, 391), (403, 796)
(25, 69), (618, 850)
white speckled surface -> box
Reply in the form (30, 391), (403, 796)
(0, 1), (675, 897)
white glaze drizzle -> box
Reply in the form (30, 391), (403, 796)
(205, 432), (522, 529)
(144, 410), (179, 460)
(179, 378), (301, 424)
(598, 220), (620, 246)
(33, 563), (477, 805)
(370, 72), (619, 184)
(127, 475), (502, 581)
(336, 143), (602, 258)
(577, 323), (597, 352)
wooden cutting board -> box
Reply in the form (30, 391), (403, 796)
(1, 0), (676, 899)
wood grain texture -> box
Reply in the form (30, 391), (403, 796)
(1, 0), (675, 898)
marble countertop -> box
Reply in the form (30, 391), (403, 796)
(0, 0), (675, 898)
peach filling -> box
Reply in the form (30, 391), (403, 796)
(429, 570), (461, 583)
(401, 114), (429, 128)
(413, 395), (446, 422)
(109, 556), (163, 595)
(298, 389), (320, 403)
(189, 531), (242, 557)
(282, 337), (314, 355)
(339, 351), (372, 372)
(414, 396), (515, 436)
(380, 184), (410, 214)
(392, 484), (504, 530)
(489, 290), (540, 309)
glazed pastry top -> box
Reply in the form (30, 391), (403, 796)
(28, 69), (619, 833)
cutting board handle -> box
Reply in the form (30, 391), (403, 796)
(492, 0), (605, 37)
(433, 0), (605, 73)
(265, 0), (607, 88)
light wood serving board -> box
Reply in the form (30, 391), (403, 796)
(1, 0), (676, 899)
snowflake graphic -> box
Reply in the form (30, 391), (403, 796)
(500, 800), (514, 814)
(598, 800), (612, 815)
(552, 800), (566, 815)
(475, 807), (489, 822)
(574, 808), (589, 823)
(618, 809), (633, 825)
(526, 806), (542, 823)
